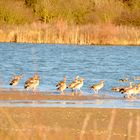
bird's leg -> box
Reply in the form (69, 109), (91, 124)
(127, 94), (130, 99)
(130, 94), (135, 99)
(33, 87), (37, 94)
(79, 89), (83, 96)
(13, 86), (16, 91)
(61, 91), (64, 95)
(94, 90), (99, 97)
(72, 90), (75, 96)
(75, 89), (78, 95)
(27, 88), (30, 94)
(97, 89), (99, 94)
(11, 86), (16, 91)
(33, 88), (35, 94)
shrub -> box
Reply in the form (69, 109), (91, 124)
(0, 0), (35, 25)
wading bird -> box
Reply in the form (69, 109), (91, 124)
(24, 73), (40, 93)
(73, 77), (84, 95)
(56, 75), (67, 94)
(67, 75), (79, 92)
(112, 82), (133, 93)
(9, 74), (23, 88)
(121, 84), (137, 99)
(90, 80), (104, 94)
(119, 75), (129, 82)
(119, 82), (133, 93)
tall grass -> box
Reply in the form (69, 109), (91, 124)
(0, 22), (140, 45)
(0, 0), (140, 45)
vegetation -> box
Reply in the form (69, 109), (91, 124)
(0, 0), (35, 25)
(0, 0), (140, 26)
(0, 0), (140, 45)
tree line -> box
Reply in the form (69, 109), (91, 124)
(0, 0), (140, 26)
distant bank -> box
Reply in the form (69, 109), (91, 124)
(0, 23), (140, 46)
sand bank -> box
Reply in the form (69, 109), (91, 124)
(0, 107), (140, 140)
(0, 89), (140, 140)
(0, 88), (122, 100)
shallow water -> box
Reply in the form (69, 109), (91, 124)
(0, 43), (140, 108)
(0, 99), (140, 109)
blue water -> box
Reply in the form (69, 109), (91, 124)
(0, 43), (140, 108)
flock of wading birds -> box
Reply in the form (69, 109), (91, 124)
(9, 73), (140, 99)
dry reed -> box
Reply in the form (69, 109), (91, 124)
(0, 23), (140, 46)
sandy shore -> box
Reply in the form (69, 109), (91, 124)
(0, 88), (122, 100)
(0, 89), (140, 140)
(0, 107), (140, 140)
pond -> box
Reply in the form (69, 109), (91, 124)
(0, 43), (140, 108)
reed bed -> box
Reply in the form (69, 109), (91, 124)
(0, 23), (140, 46)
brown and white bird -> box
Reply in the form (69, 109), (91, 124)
(137, 83), (140, 94)
(119, 75), (129, 82)
(90, 80), (104, 94)
(119, 82), (133, 93)
(56, 75), (66, 87)
(119, 78), (129, 82)
(9, 74), (23, 87)
(56, 75), (67, 94)
(67, 75), (79, 92)
(121, 84), (137, 99)
(24, 74), (40, 92)
(73, 77), (84, 95)
(131, 83), (140, 96)
(112, 82), (133, 92)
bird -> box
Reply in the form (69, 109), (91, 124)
(56, 75), (67, 94)
(112, 87), (122, 92)
(119, 78), (129, 82)
(112, 82), (133, 92)
(9, 74), (23, 87)
(67, 75), (79, 92)
(119, 75), (129, 82)
(90, 80), (104, 94)
(137, 83), (140, 94)
(132, 83), (140, 96)
(119, 82), (133, 93)
(73, 77), (84, 95)
(134, 76), (140, 81)
(56, 75), (66, 87)
(121, 84), (137, 99)
(24, 73), (40, 93)
(57, 82), (67, 95)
